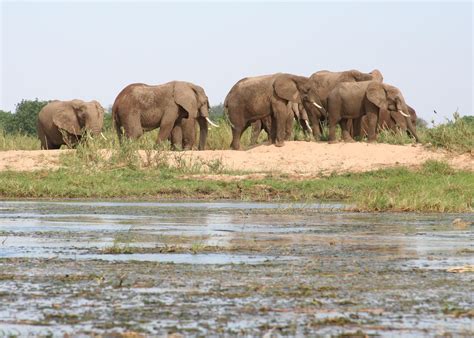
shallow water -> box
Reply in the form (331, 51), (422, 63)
(0, 201), (472, 336)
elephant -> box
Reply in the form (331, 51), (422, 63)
(249, 102), (313, 145)
(112, 81), (215, 148)
(326, 81), (419, 143)
(355, 105), (418, 138)
(305, 69), (384, 140)
(169, 86), (218, 150)
(224, 73), (325, 150)
(37, 99), (105, 149)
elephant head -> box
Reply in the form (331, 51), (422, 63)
(366, 82), (419, 142)
(273, 73), (326, 122)
(173, 82), (216, 126)
(53, 99), (105, 137)
(369, 69), (384, 82)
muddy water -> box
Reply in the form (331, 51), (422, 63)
(0, 201), (472, 336)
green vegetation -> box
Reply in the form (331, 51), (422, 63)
(0, 99), (471, 153)
(0, 100), (472, 212)
(424, 113), (473, 153)
(0, 160), (471, 212)
(0, 99), (48, 136)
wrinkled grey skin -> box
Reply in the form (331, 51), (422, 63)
(169, 85), (211, 150)
(37, 99), (105, 149)
(225, 73), (324, 150)
(306, 69), (383, 140)
(326, 81), (419, 143)
(249, 102), (312, 145)
(354, 105), (418, 139)
(112, 81), (210, 148)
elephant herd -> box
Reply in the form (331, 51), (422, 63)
(36, 69), (419, 150)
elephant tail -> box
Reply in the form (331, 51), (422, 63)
(223, 99), (236, 130)
(112, 102), (123, 142)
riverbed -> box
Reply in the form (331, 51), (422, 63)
(0, 201), (472, 336)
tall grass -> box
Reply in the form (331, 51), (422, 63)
(0, 129), (40, 150)
(423, 113), (473, 153)
(0, 113), (472, 153)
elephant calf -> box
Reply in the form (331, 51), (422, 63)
(37, 99), (105, 150)
(112, 81), (217, 150)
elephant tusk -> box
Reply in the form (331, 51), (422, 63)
(399, 110), (410, 117)
(100, 132), (107, 140)
(313, 102), (323, 109)
(304, 120), (313, 133)
(206, 117), (219, 128)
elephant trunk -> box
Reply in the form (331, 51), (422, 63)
(405, 116), (419, 143)
(197, 116), (208, 150)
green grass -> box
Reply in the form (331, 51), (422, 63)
(0, 129), (41, 150)
(1, 114), (472, 152)
(423, 113), (473, 153)
(0, 160), (471, 212)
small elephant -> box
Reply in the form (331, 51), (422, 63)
(306, 69), (384, 140)
(112, 81), (215, 148)
(327, 81), (419, 143)
(225, 73), (325, 150)
(249, 102), (312, 145)
(37, 99), (105, 149)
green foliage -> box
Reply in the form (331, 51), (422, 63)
(0, 160), (471, 212)
(209, 103), (224, 119)
(424, 112), (473, 153)
(0, 129), (41, 150)
(0, 99), (48, 136)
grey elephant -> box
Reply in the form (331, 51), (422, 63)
(37, 99), (105, 150)
(306, 69), (383, 140)
(249, 102), (313, 145)
(327, 81), (419, 143)
(354, 105), (418, 138)
(225, 73), (324, 150)
(112, 81), (216, 148)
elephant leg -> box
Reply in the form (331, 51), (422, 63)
(121, 114), (143, 140)
(250, 120), (262, 146)
(157, 111), (179, 144)
(231, 125), (246, 150)
(366, 112), (378, 142)
(182, 118), (196, 150)
(170, 124), (183, 150)
(341, 119), (354, 142)
(284, 114), (293, 141)
(270, 99), (288, 147)
(261, 116), (272, 142)
(327, 113), (340, 144)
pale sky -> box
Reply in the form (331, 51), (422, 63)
(1, 1), (472, 123)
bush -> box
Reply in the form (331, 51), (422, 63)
(0, 99), (48, 136)
(424, 113), (473, 153)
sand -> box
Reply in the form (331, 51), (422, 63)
(0, 142), (472, 175)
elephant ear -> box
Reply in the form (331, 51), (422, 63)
(191, 85), (210, 117)
(53, 103), (82, 135)
(174, 82), (198, 118)
(366, 82), (387, 109)
(274, 75), (301, 103)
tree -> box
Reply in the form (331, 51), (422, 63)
(11, 99), (48, 135)
(209, 103), (224, 119)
